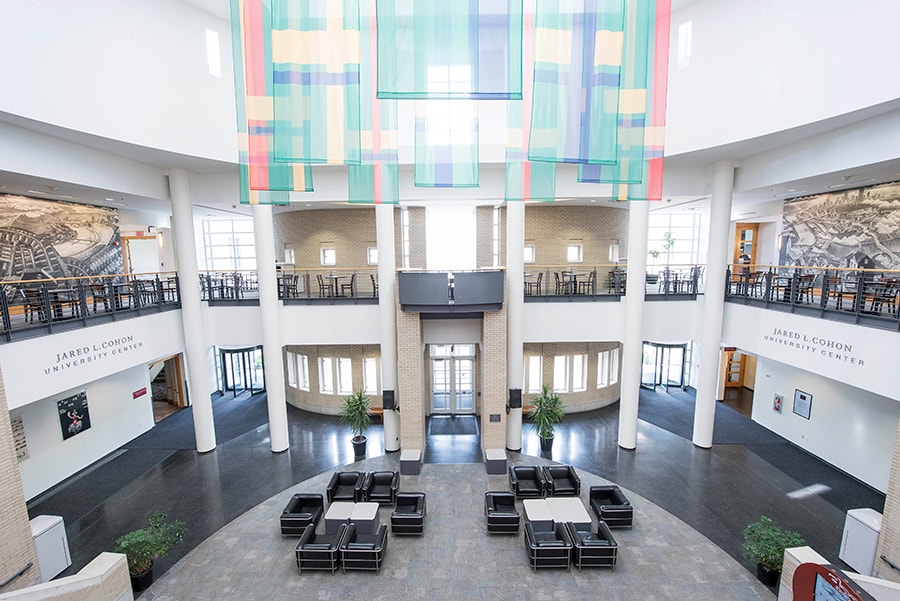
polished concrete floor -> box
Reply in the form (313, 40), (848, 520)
(27, 386), (885, 593)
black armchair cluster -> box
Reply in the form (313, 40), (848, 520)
(523, 520), (619, 571)
(326, 470), (400, 504)
(508, 464), (581, 498)
(296, 523), (389, 574)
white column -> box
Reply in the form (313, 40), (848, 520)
(506, 201), (525, 451)
(253, 204), (289, 453)
(617, 200), (649, 450)
(167, 168), (216, 453)
(692, 161), (735, 448)
(376, 204), (400, 452)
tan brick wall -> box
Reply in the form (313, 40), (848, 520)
(273, 208), (376, 269)
(522, 341), (622, 412)
(404, 207), (427, 270)
(396, 282), (425, 451)
(0, 367), (40, 591)
(875, 414), (900, 583)
(524, 205), (628, 266)
(283, 344), (382, 414)
(481, 277), (508, 450)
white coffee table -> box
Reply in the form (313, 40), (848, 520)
(323, 501), (354, 534)
(545, 497), (592, 530)
(522, 499), (554, 531)
(350, 502), (380, 533)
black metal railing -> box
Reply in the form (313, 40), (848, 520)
(524, 263), (705, 302)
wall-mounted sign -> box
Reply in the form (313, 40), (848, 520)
(773, 393), (783, 413)
(793, 389), (812, 420)
(57, 391), (91, 440)
(10, 412), (28, 461)
(133, 387), (147, 399)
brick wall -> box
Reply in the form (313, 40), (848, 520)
(481, 279), (508, 450)
(395, 282), (425, 451)
(522, 341), (622, 412)
(283, 344), (382, 414)
(524, 205), (628, 266)
(0, 367), (40, 591)
(273, 208), (376, 269)
(404, 207), (427, 270)
(875, 415), (900, 583)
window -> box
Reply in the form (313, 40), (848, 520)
(492, 207), (501, 268)
(425, 65), (475, 145)
(319, 357), (351, 394)
(523, 244), (535, 264)
(284, 247), (295, 264)
(553, 356), (569, 393)
(337, 358), (353, 395)
(319, 358), (334, 394)
(296, 354), (309, 391)
(367, 247), (378, 266)
(572, 354), (587, 392)
(320, 246), (336, 266)
(401, 207), (410, 269)
(286, 351), (297, 388)
(524, 356), (542, 393)
(567, 244), (583, 263)
(363, 358), (379, 395)
(201, 217), (256, 271)
(647, 212), (702, 272)
(205, 28), (222, 77)
(597, 348), (620, 388)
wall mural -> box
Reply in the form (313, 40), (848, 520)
(0, 193), (122, 283)
(779, 181), (900, 270)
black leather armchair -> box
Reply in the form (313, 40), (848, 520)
(484, 491), (520, 533)
(361, 470), (399, 505)
(509, 465), (547, 498)
(340, 523), (388, 573)
(524, 521), (572, 571)
(588, 485), (634, 528)
(295, 522), (349, 573)
(326, 471), (364, 503)
(565, 521), (618, 569)
(280, 493), (325, 536)
(390, 492), (426, 535)
(542, 465), (581, 496)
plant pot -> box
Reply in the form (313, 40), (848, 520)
(756, 563), (780, 587)
(130, 565), (154, 592)
(351, 435), (368, 457)
(539, 436), (554, 453)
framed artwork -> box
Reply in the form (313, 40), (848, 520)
(58, 391), (91, 440)
(793, 389), (812, 420)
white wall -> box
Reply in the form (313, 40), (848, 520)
(752, 356), (900, 492)
(14, 364), (156, 500)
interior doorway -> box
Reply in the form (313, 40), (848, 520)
(218, 345), (265, 395)
(149, 354), (187, 423)
(640, 342), (687, 392)
(429, 344), (475, 415)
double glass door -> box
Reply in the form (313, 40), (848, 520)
(430, 344), (475, 414)
(641, 342), (687, 391)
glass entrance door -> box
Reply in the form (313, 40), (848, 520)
(640, 342), (687, 392)
(430, 344), (476, 414)
(218, 345), (265, 395)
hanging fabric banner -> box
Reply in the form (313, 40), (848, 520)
(528, 0), (625, 165)
(230, 0), (309, 204)
(506, 2), (556, 201)
(376, 0), (523, 99)
(271, 0), (362, 165)
(349, 0), (400, 203)
(414, 100), (479, 187)
(610, 0), (670, 200)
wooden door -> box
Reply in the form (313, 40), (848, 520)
(724, 350), (745, 388)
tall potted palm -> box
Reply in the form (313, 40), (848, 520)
(530, 385), (565, 453)
(340, 389), (372, 457)
(114, 511), (186, 592)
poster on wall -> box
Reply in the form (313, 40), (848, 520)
(793, 389), (812, 420)
(10, 412), (28, 461)
(57, 391), (91, 440)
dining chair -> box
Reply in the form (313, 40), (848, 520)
(369, 273), (379, 298)
(577, 270), (595, 295)
(316, 274), (331, 298)
(90, 282), (110, 313)
(340, 273), (356, 297)
(525, 272), (543, 296)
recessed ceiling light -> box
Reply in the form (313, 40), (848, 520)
(589, 199), (596, 203)
(105, 197), (115, 201)
(787, 188), (797, 192)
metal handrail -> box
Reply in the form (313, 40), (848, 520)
(0, 563), (32, 589)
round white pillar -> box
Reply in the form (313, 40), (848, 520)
(506, 201), (525, 451)
(252, 204), (289, 453)
(376, 204), (400, 452)
(692, 161), (735, 448)
(617, 200), (649, 450)
(168, 168), (216, 453)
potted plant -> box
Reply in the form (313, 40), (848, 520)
(340, 389), (372, 457)
(529, 384), (565, 453)
(114, 511), (186, 592)
(742, 515), (806, 587)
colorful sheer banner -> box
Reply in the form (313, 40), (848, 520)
(349, 0), (400, 203)
(528, 0), (626, 165)
(271, 0), (362, 165)
(376, 0), (523, 99)
(414, 100), (479, 187)
(506, 3), (556, 201)
(230, 0), (310, 204)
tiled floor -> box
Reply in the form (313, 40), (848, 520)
(26, 387), (885, 596)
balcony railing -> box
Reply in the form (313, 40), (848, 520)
(524, 264), (705, 301)
(0, 272), (181, 343)
(725, 265), (900, 331)
(198, 268), (379, 306)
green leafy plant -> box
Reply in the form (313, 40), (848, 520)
(529, 384), (565, 441)
(339, 389), (372, 442)
(742, 516), (806, 572)
(114, 511), (186, 576)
